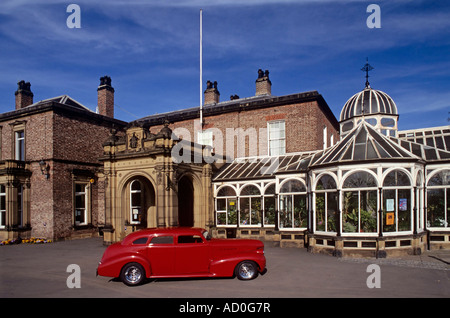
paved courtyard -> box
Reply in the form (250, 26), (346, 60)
(0, 237), (448, 300)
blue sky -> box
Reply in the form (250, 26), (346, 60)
(0, 0), (449, 130)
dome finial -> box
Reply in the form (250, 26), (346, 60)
(361, 57), (374, 88)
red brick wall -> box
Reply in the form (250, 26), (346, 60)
(149, 100), (339, 159)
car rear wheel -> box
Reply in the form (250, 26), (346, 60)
(120, 263), (145, 286)
(235, 261), (258, 280)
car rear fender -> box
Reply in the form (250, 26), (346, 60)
(101, 253), (152, 278)
(209, 253), (266, 277)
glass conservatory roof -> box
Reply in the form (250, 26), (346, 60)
(213, 121), (450, 182)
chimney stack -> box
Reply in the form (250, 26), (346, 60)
(255, 69), (271, 96)
(15, 80), (34, 110)
(97, 75), (114, 118)
(204, 80), (220, 105)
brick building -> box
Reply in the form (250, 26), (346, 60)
(0, 77), (126, 241)
(101, 69), (340, 244)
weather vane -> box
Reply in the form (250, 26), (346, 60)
(361, 58), (374, 88)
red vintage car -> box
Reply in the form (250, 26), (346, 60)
(97, 227), (266, 286)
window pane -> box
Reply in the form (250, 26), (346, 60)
(383, 170), (411, 187)
(316, 175), (336, 190)
(251, 197), (261, 225)
(327, 192), (338, 232)
(343, 191), (358, 233)
(280, 195), (292, 228)
(293, 195), (306, 228)
(240, 197), (250, 225)
(427, 189), (445, 227)
(218, 186), (236, 197)
(240, 185), (260, 196)
(360, 190), (377, 233)
(227, 199), (237, 225)
(216, 198), (226, 211)
(264, 196), (275, 225)
(316, 193), (325, 231)
(151, 236), (173, 244)
(383, 189), (396, 232)
(398, 189), (411, 231)
(280, 180), (306, 193)
(343, 171), (377, 188)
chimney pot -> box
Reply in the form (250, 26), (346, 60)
(97, 75), (114, 117)
(15, 80), (34, 110)
(204, 80), (220, 105)
(255, 68), (272, 96)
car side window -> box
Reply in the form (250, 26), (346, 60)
(178, 235), (204, 244)
(150, 236), (173, 245)
(132, 237), (149, 245)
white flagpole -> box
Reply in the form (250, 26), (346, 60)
(199, 9), (203, 127)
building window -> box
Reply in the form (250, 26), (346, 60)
(197, 130), (213, 148)
(263, 183), (276, 226)
(427, 169), (450, 228)
(75, 183), (88, 226)
(0, 185), (5, 229)
(382, 169), (412, 232)
(15, 130), (25, 161)
(239, 184), (261, 226)
(323, 126), (328, 150)
(279, 179), (307, 229)
(315, 174), (338, 232)
(342, 171), (378, 234)
(130, 180), (144, 225)
(216, 186), (237, 226)
(268, 121), (285, 156)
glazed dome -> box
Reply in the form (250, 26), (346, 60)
(340, 87), (397, 122)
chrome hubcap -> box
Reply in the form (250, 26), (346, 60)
(124, 266), (142, 283)
(239, 263), (255, 279)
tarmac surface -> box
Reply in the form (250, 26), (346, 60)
(0, 237), (449, 300)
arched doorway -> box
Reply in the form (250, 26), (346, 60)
(126, 176), (155, 230)
(178, 175), (194, 227)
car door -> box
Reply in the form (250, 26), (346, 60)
(147, 235), (175, 276)
(175, 234), (210, 274)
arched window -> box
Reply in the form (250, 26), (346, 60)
(382, 169), (412, 232)
(239, 185), (261, 226)
(263, 183), (276, 226)
(315, 174), (338, 232)
(427, 169), (450, 228)
(279, 179), (307, 229)
(342, 171), (378, 234)
(130, 180), (143, 224)
(216, 186), (237, 226)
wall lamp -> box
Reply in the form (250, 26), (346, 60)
(39, 160), (49, 179)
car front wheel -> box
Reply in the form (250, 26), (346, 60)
(120, 263), (145, 286)
(235, 261), (258, 280)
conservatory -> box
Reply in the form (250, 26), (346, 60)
(211, 83), (450, 256)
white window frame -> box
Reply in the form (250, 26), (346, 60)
(74, 183), (88, 226)
(267, 120), (286, 156)
(15, 130), (25, 161)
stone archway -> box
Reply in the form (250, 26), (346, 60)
(123, 176), (156, 230)
(178, 175), (194, 227)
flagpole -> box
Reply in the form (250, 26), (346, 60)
(199, 9), (203, 127)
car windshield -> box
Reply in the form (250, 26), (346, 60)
(202, 230), (211, 240)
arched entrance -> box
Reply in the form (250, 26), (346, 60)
(126, 176), (156, 230)
(178, 175), (194, 227)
